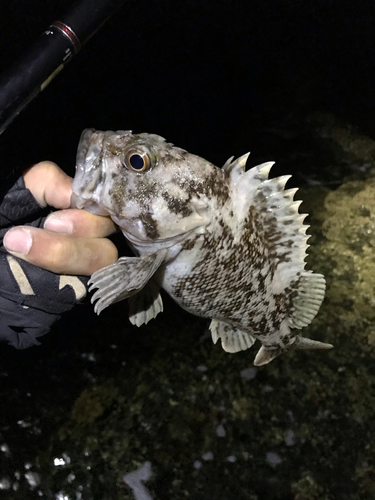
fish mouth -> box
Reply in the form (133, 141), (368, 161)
(71, 129), (111, 214)
(76, 128), (96, 172)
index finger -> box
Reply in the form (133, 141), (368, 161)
(44, 209), (118, 238)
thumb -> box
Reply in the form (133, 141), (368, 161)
(23, 161), (73, 209)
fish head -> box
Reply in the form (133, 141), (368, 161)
(72, 129), (215, 248)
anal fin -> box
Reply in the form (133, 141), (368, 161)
(128, 280), (163, 327)
(253, 346), (279, 366)
(209, 319), (256, 353)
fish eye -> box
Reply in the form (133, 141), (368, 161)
(123, 150), (150, 172)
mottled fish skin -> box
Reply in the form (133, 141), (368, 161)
(72, 129), (332, 365)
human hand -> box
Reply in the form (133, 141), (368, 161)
(3, 161), (118, 275)
(0, 161), (120, 349)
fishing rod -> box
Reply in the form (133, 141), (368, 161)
(0, 0), (125, 143)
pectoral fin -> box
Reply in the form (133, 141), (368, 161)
(89, 249), (168, 314)
(128, 280), (163, 326)
(210, 319), (256, 353)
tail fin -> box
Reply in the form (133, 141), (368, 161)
(289, 272), (326, 329)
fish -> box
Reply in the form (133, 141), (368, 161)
(71, 129), (332, 366)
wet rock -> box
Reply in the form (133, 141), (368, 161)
(302, 175), (375, 359)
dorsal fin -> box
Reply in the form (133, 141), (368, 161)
(230, 161), (309, 265)
(222, 156), (235, 171)
(229, 159), (326, 328)
(223, 153), (250, 182)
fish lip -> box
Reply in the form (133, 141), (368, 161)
(76, 128), (96, 171)
(72, 128), (97, 199)
(71, 128), (105, 208)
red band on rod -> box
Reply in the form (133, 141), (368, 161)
(50, 21), (82, 53)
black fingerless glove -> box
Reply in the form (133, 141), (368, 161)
(0, 175), (89, 349)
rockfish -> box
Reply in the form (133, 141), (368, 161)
(72, 129), (332, 365)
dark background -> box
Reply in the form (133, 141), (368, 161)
(1, 0), (374, 179)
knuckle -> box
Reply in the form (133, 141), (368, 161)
(49, 237), (76, 273)
(86, 239), (118, 274)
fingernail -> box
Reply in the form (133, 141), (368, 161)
(4, 227), (33, 255)
(44, 213), (73, 234)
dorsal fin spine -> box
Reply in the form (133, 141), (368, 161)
(277, 175), (292, 189)
(284, 188), (299, 199)
(257, 161), (275, 178)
